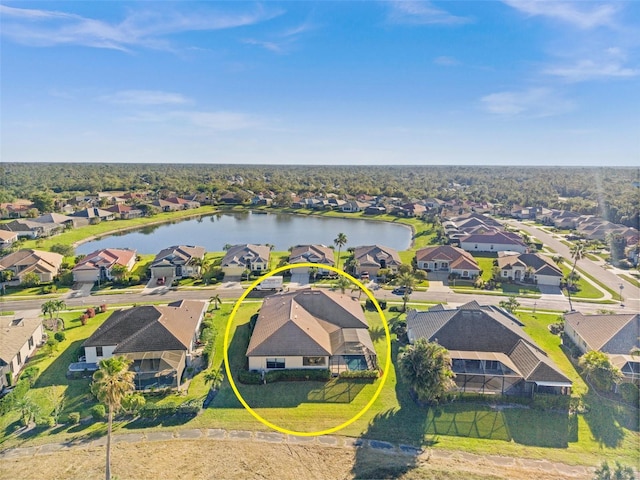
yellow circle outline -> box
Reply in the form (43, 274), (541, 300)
(223, 262), (391, 437)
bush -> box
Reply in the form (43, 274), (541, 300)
(58, 271), (74, 287)
(50, 243), (75, 257)
(338, 370), (379, 379)
(531, 393), (571, 411)
(266, 369), (331, 383)
(237, 370), (262, 384)
(86, 307), (96, 318)
(0, 378), (31, 416)
(128, 275), (141, 285)
(54, 331), (66, 342)
(42, 284), (57, 294)
(20, 366), (40, 385)
(68, 412), (81, 424)
(365, 298), (387, 310)
(619, 382), (639, 407)
(90, 404), (106, 420)
(38, 416), (56, 428)
(100, 304), (107, 313)
(139, 400), (201, 418)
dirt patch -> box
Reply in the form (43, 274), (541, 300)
(0, 439), (592, 480)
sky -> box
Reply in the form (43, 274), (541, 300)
(1, 1), (639, 166)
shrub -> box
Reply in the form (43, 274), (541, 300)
(237, 370), (262, 384)
(266, 368), (331, 383)
(90, 404), (106, 420)
(38, 416), (56, 428)
(99, 304), (107, 313)
(79, 314), (88, 325)
(54, 331), (66, 342)
(86, 307), (96, 318)
(619, 382), (640, 407)
(42, 284), (57, 294)
(338, 370), (379, 379)
(0, 378), (31, 416)
(20, 366), (40, 385)
(50, 243), (75, 256)
(365, 298), (387, 310)
(68, 412), (81, 424)
(58, 271), (74, 287)
(121, 393), (146, 415)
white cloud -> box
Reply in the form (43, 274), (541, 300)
(502, 0), (619, 29)
(0, 4), (282, 52)
(433, 56), (460, 66)
(544, 59), (638, 82)
(387, 1), (471, 25)
(130, 110), (261, 131)
(480, 87), (573, 117)
(242, 38), (287, 54)
(99, 90), (192, 106)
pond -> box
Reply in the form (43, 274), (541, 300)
(75, 212), (413, 254)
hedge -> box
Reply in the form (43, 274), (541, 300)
(139, 400), (202, 418)
(338, 370), (379, 379)
(0, 378), (32, 416)
(237, 368), (331, 384)
(365, 299), (387, 310)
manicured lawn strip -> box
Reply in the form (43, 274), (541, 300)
(576, 268), (623, 301)
(0, 311), (15, 316)
(620, 274), (640, 288)
(472, 254), (496, 282)
(560, 265), (604, 300)
(2, 286), (71, 298)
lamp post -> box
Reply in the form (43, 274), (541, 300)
(619, 283), (624, 306)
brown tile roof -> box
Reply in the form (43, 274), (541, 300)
(222, 244), (270, 267)
(354, 245), (401, 268)
(246, 289), (372, 357)
(73, 248), (136, 272)
(0, 249), (63, 276)
(496, 253), (562, 277)
(83, 300), (207, 353)
(415, 245), (480, 271)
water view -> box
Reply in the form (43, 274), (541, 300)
(75, 212), (412, 254)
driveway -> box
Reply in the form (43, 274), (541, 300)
(290, 272), (310, 288)
(142, 276), (174, 295)
(67, 282), (94, 298)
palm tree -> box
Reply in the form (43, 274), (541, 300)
(397, 272), (416, 312)
(334, 276), (351, 294)
(204, 368), (224, 391)
(53, 299), (67, 330)
(91, 356), (136, 480)
(334, 233), (348, 269)
(567, 242), (585, 311)
(41, 300), (60, 332)
(209, 294), (222, 310)
(397, 338), (455, 404)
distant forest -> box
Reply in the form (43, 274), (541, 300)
(1, 163), (638, 228)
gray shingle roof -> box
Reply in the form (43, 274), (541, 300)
(565, 312), (639, 354)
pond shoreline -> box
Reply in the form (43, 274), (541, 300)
(72, 206), (416, 253)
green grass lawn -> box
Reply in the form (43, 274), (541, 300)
(1, 295), (638, 467)
(561, 265), (604, 300)
(2, 285), (71, 297)
(620, 274), (640, 288)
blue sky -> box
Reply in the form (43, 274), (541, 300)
(1, 1), (638, 165)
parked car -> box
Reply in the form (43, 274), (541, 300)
(360, 272), (370, 280)
(392, 286), (412, 295)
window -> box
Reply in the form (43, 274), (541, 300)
(96, 346), (104, 357)
(452, 359), (465, 372)
(16, 352), (22, 366)
(485, 360), (500, 371)
(474, 244), (478, 249)
(490, 245), (494, 250)
(28, 336), (34, 349)
(462, 271), (469, 278)
(303, 356), (326, 366)
(266, 358), (285, 369)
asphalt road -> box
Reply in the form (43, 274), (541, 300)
(0, 282), (630, 316)
(506, 220), (639, 307)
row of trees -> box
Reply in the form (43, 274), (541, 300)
(2, 164), (637, 228)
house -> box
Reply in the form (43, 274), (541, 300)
(82, 300), (207, 389)
(149, 245), (206, 280)
(221, 244), (271, 276)
(364, 205), (387, 215)
(151, 197), (200, 212)
(288, 245), (335, 274)
(0, 200), (33, 219)
(0, 219), (63, 239)
(459, 231), (528, 254)
(71, 207), (115, 222)
(217, 192), (243, 205)
(0, 231), (18, 250)
(246, 289), (377, 375)
(33, 212), (86, 229)
(496, 252), (563, 286)
(0, 249), (63, 283)
(406, 301), (572, 396)
(105, 204), (143, 220)
(415, 245), (480, 279)
(353, 245), (402, 277)
(0, 316), (43, 388)
(394, 203), (427, 217)
(73, 248), (137, 284)
(564, 312), (640, 385)
(341, 201), (368, 213)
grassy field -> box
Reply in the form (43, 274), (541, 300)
(560, 265), (605, 300)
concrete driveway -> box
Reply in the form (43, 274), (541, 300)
(67, 282), (94, 298)
(290, 272), (310, 288)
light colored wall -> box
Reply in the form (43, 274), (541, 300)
(535, 274), (562, 287)
(85, 345), (117, 364)
(451, 268), (479, 278)
(460, 241), (527, 254)
(7, 324), (43, 381)
(563, 323), (588, 355)
(150, 266), (175, 279)
(248, 355), (329, 371)
(73, 269), (99, 283)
